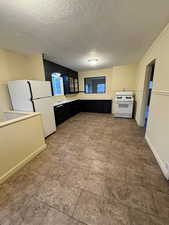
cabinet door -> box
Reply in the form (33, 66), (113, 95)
(75, 100), (81, 114)
(54, 105), (66, 125)
(69, 77), (75, 93)
(80, 100), (112, 113)
(71, 101), (78, 116)
(74, 77), (79, 93)
(62, 74), (79, 95)
(62, 75), (70, 95)
(63, 103), (72, 119)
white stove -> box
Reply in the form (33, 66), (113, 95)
(113, 91), (134, 118)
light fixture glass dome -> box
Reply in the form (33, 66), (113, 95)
(88, 58), (98, 65)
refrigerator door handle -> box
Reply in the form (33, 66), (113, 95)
(27, 81), (35, 112)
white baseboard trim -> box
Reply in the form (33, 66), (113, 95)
(145, 135), (169, 180)
(0, 144), (47, 184)
(135, 118), (142, 127)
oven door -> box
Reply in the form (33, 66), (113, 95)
(114, 101), (133, 118)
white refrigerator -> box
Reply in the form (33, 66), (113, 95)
(8, 80), (56, 137)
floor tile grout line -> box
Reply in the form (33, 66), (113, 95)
(71, 188), (84, 218)
(33, 194), (76, 218)
(33, 194), (88, 225)
(77, 187), (163, 221)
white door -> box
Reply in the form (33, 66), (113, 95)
(33, 97), (56, 137)
(29, 81), (52, 99)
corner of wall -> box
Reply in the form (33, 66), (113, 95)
(145, 135), (169, 180)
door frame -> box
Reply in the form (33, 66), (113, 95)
(139, 59), (156, 127)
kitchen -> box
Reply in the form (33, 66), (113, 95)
(0, 1), (169, 224)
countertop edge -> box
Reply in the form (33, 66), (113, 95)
(53, 99), (112, 107)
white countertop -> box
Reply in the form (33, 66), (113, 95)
(53, 98), (112, 107)
(53, 99), (78, 107)
(80, 99), (112, 100)
(0, 111), (41, 128)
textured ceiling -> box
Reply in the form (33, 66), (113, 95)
(0, 0), (169, 71)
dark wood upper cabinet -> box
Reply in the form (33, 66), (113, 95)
(62, 74), (79, 95)
(69, 76), (79, 94)
(62, 75), (70, 95)
(69, 76), (74, 93)
(74, 77), (79, 93)
(43, 59), (79, 95)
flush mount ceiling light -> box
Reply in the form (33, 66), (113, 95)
(88, 58), (98, 65)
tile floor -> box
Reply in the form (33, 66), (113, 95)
(0, 112), (169, 225)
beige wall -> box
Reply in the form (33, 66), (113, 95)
(0, 112), (46, 183)
(112, 64), (138, 100)
(135, 23), (169, 124)
(135, 23), (169, 177)
(78, 64), (138, 100)
(135, 24), (169, 125)
(27, 54), (45, 80)
(0, 49), (45, 120)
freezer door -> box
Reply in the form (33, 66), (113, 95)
(8, 80), (34, 111)
(29, 81), (52, 99)
(33, 98), (56, 137)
